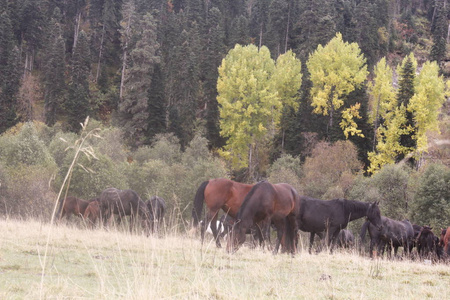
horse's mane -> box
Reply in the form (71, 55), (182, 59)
(237, 180), (266, 219)
(339, 199), (369, 215)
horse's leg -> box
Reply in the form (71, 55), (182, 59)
(328, 228), (340, 254)
(309, 232), (315, 254)
(209, 212), (221, 248)
(272, 219), (285, 255)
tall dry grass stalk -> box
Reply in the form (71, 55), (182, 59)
(39, 117), (101, 299)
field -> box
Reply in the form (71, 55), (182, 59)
(0, 218), (448, 299)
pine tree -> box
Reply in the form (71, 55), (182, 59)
(66, 30), (91, 132)
(43, 8), (66, 126)
(118, 12), (160, 146)
(0, 11), (20, 133)
(430, 0), (447, 63)
(146, 63), (166, 143)
(396, 53), (416, 160)
(202, 7), (226, 149)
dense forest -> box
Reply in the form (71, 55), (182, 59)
(0, 0), (449, 227)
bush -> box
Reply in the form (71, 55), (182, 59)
(371, 164), (411, 219)
(56, 152), (128, 200)
(0, 123), (58, 218)
(410, 163), (450, 230)
(302, 140), (362, 199)
(0, 122), (56, 168)
(267, 154), (303, 194)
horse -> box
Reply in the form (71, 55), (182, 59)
(439, 227), (450, 257)
(416, 226), (440, 259)
(296, 196), (382, 254)
(192, 178), (255, 247)
(58, 196), (93, 221)
(83, 198), (100, 229)
(360, 216), (414, 258)
(336, 229), (355, 249)
(100, 188), (149, 233)
(146, 196), (166, 233)
(227, 181), (300, 255)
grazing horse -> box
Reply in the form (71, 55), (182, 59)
(83, 198), (100, 229)
(439, 227), (450, 256)
(297, 197), (382, 254)
(227, 181), (300, 255)
(336, 229), (355, 249)
(100, 188), (149, 233)
(192, 178), (255, 247)
(146, 196), (166, 233)
(58, 196), (92, 221)
(360, 217), (414, 258)
(416, 226), (440, 259)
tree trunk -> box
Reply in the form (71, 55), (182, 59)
(284, 0), (291, 54)
(95, 23), (106, 82)
(372, 95), (381, 151)
(73, 12), (81, 50)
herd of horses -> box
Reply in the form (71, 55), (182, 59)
(58, 188), (166, 234)
(58, 178), (450, 261)
(192, 178), (450, 260)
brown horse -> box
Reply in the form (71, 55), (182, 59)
(227, 181), (301, 255)
(439, 227), (450, 256)
(83, 198), (100, 229)
(59, 196), (92, 220)
(192, 178), (254, 247)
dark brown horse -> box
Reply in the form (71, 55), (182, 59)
(416, 226), (440, 259)
(100, 188), (149, 233)
(336, 229), (355, 249)
(146, 196), (166, 233)
(83, 198), (100, 229)
(360, 217), (414, 258)
(192, 178), (255, 247)
(59, 196), (92, 220)
(227, 181), (301, 255)
(297, 197), (382, 254)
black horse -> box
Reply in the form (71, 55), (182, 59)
(360, 216), (414, 258)
(416, 226), (441, 259)
(100, 188), (149, 233)
(227, 181), (300, 255)
(297, 196), (382, 253)
(336, 229), (355, 249)
(146, 196), (166, 233)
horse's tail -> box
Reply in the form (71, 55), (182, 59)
(192, 180), (209, 227)
(284, 214), (298, 254)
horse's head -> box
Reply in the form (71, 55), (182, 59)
(226, 219), (246, 253)
(367, 201), (383, 231)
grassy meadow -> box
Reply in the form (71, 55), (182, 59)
(0, 218), (449, 299)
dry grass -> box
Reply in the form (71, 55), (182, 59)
(0, 218), (448, 299)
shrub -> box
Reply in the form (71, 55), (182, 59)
(267, 154), (303, 194)
(302, 140), (362, 199)
(410, 163), (450, 230)
(371, 164), (411, 219)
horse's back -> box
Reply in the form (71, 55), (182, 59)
(205, 178), (253, 217)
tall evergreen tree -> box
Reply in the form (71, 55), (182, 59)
(165, 21), (201, 147)
(146, 63), (166, 143)
(118, 12), (160, 146)
(204, 7), (226, 149)
(43, 8), (66, 126)
(66, 30), (91, 132)
(396, 53), (416, 160)
(0, 11), (20, 133)
(430, 0), (447, 63)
